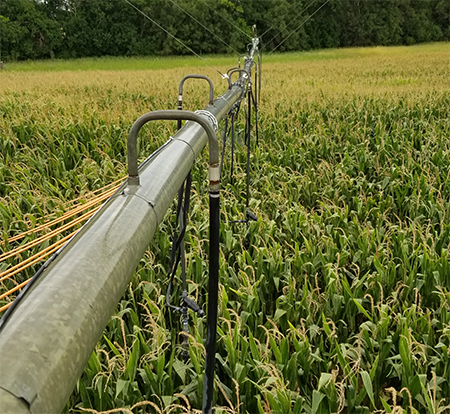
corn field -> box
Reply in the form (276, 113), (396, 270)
(1, 43), (449, 413)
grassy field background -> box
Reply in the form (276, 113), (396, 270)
(1, 42), (449, 413)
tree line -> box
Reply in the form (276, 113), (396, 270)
(0, 0), (448, 61)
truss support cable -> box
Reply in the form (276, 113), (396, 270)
(198, 0), (252, 40)
(167, 0), (240, 55)
(260, 0), (318, 39)
(124, 0), (226, 79)
(262, 0), (319, 47)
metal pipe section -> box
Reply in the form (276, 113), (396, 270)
(0, 40), (259, 414)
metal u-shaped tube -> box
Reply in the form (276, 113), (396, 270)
(177, 75), (214, 134)
(127, 110), (219, 187)
(179, 74), (214, 106)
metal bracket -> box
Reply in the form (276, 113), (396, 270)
(127, 110), (219, 187)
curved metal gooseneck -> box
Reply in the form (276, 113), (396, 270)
(179, 75), (214, 106)
(226, 68), (250, 89)
(127, 109), (219, 189)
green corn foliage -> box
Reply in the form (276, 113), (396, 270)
(0, 43), (449, 413)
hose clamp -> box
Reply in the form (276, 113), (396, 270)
(195, 110), (218, 133)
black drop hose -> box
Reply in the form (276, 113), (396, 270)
(202, 191), (220, 414)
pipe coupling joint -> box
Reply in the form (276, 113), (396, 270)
(195, 110), (218, 133)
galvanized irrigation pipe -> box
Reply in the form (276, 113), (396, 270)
(0, 37), (259, 414)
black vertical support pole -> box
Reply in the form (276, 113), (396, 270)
(202, 189), (220, 414)
(246, 88), (251, 210)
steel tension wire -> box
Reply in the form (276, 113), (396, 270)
(246, 84), (252, 217)
(250, 80), (260, 147)
(197, 0), (252, 40)
(269, 0), (331, 55)
(247, 87), (259, 226)
(258, 51), (262, 106)
(244, 85), (253, 247)
(228, 84), (257, 248)
(263, 0), (319, 48)
(220, 103), (244, 183)
(124, 0), (227, 79)
(167, 0), (241, 56)
(254, 57), (258, 111)
(260, 0), (316, 39)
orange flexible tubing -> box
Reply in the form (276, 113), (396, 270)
(3, 186), (118, 244)
(0, 179), (123, 244)
(0, 231), (77, 283)
(0, 178), (125, 313)
(62, 177), (124, 206)
(0, 209), (96, 262)
(0, 301), (12, 313)
(28, 178), (123, 222)
(0, 278), (31, 301)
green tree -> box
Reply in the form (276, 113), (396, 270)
(0, 0), (447, 61)
(400, 0), (443, 44)
(0, 0), (62, 60)
(432, 0), (450, 39)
